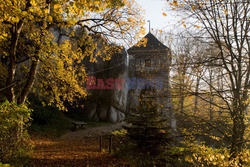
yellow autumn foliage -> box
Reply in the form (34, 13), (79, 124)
(0, 0), (145, 109)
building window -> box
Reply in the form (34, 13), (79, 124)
(145, 59), (151, 67)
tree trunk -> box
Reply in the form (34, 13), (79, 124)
(6, 57), (17, 102)
(6, 22), (24, 102)
(230, 95), (246, 159)
(230, 113), (245, 158)
(17, 59), (39, 105)
(209, 70), (213, 121)
(179, 96), (184, 114)
(194, 74), (200, 114)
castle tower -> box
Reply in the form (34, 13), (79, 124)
(127, 32), (176, 130)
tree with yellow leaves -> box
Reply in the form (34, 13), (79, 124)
(0, 0), (145, 109)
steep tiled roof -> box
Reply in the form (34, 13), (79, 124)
(127, 32), (168, 53)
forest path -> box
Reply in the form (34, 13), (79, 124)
(60, 121), (127, 140)
(30, 121), (131, 167)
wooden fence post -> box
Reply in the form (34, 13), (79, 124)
(109, 135), (112, 154)
(99, 136), (102, 152)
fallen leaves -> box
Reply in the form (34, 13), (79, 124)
(30, 137), (133, 167)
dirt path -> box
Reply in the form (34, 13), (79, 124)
(31, 122), (131, 167)
(30, 137), (131, 167)
(61, 122), (127, 140)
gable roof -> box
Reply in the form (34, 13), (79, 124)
(127, 32), (168, 53)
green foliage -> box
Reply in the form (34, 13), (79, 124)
(125, 98), (172, 155)
(28, 96), (71, 138)
(0, 101), (33, 166)
(123, 98), (173, 166)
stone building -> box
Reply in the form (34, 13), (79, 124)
(81, 32), (175, 129)
(127, 32), (176, 130)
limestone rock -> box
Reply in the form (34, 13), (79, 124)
(98, 106), (108, 121)
(109, 106), (117, 123)
(93, 113), (99, 121)
(88, 103), (97, 119)
(117, 111), (125, 122)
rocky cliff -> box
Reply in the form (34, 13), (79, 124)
(83, 49), (128, 122)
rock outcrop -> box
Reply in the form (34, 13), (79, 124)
(83, 49), (128, 122)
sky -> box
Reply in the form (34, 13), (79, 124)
(117, 0), (182, 48)
(135, 0), (177, 33)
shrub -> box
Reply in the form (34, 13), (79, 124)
(0, 162), (11, 167)
(28, 96), (71, 138)
(0, 101), (33, 166)
(181, 140), (250, 167)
